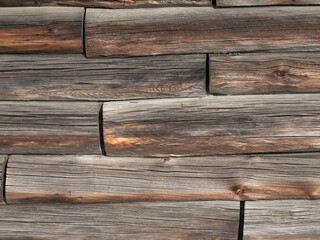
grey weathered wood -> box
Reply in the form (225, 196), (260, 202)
(0, 201), (239, 239)
(217, 0), (320, 7)
(0, 54), (205, 101)
(209, 52), (320, 95)
(244, 200), (320, 239)
(86, 7), (320, 57)
(103, 94), (320, 157)
(5, 154), (320, 204)
(0, 0), (211, 8)
(0, 155), (6, 204)
(0, 7), (83, 53)
(0, 102), (101, 154)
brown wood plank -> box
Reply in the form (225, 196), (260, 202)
(0, 7), (83, 54)
(103, 94), (320, 157)
(217, 0), (320, 7)
(244, 200), (320, 239)
(0, 201), (239, 239)
(85, 7), (320, 57)
(0, 54), (205, 101)
(0, 0), (211, 8)
(5, 153), (320, 204)
(209, 52), (320, 95)
(0, 102), (101, 154)
(0, 155), (6, 204)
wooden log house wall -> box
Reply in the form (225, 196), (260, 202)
(0, 0), (319, 239)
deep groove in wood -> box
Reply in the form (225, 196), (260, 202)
(205, 54), (210, 94)
(2, 155), (9, 204)
(83, 7), (87, 57)
(238, 201), (245, 240)
(98, 104), (106, 155)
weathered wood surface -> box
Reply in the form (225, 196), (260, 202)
(103, 94), (320, 157)
(217, 0), (320, 7)
(0, 7), (83, 53)
(5, 154), (320, 204)
(0, 156), (6, 204)
(0, 102), (100, 154)
(86, 7), (320, 57)
(0, 54), (205, 101)
(209, 52), (320, 95)
(0, 201), (239, 239)
(244, 200), (320, 239)
(0, 0), (211, 8)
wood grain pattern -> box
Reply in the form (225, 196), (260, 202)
(0, 54), (205, 101)
(244, 200), (320, 239)
(0, 7), (83, 53)
(0, 0), (211, 8)
(0, 102), (100, 154)
(0, 201), (239, 240)
(103, 94), (320, 157)
(86, 7), (320, 57)
(217, 0), (320, 7)
(209, 52), (320, 95)
(5, 154), (320, 204)
(0, 155), (6, 204)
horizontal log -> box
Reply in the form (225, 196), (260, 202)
(0, 0), (211, 8)
(103, 94), (320, 156)
(209, 52), (320, 95)
(0, 155), (6, 204)
(0, 7), (83, 53)
(217, 0), (320, 7)
(0, 102), (100, 154)
(5, 153), (320, 204)
(0, 201), (239, 239)
(85, 7), (320, 57)
(244, 200), (320, 239)
(0, 54), (205, 101)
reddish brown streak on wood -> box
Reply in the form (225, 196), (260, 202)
(216, 0), (320, 7)
(85, 7), (320, 57)
(0, 7), (83, 53)
(209, 52), (320, 95)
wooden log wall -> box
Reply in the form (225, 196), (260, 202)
(0, 2), (319, 240)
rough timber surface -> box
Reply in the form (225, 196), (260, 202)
(103, 94), (320, 157)
(0, 155), (6, 204)
(209, 52), (320, 95)
(5, 154), (320, 204)
(0, 7), (83, 53)
(244, 200), (320, 239)
(86, 7), (320, 57)
(0, 201), (239, 240)
(0, 54), (206, 101)
(216, 0), (320, 7)
(0, 0), (211, 8)
(0, 102), (100, 154)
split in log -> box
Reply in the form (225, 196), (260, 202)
(216, 0), (320, 7)
(209, 52), (320, 95)
(0, 54), (206, 101)
(0, 201), (239, 239)
(5, 153), (320, 204)
(0, 155), (6, 204)
(244, 200), (320, 239)
(103, 94), (320, 156)
(0, 7), (83, 53)
(0, 102), (101, 154)
(0, 0), (211, 8)
(85, 6), (320, 57)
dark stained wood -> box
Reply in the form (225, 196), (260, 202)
(0, 7), (83, 53)
(0, 201), (239, 239)
(85, 7), (320, 57)
(0, 155), (6, 204)
(217, 0), (320, 7)
(209, 52), (320, 95)
(5, 153), (320, 204)
(103, 94), (320, 157)
(0, 102), (101, 154)
(244, 200), (320, 239)
(0, 54), (205, 101)
(0, 0), (211, 8)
